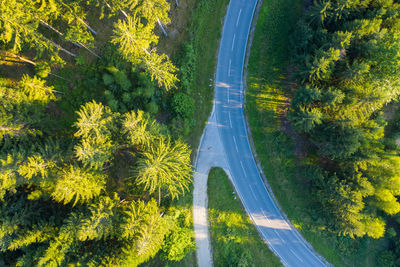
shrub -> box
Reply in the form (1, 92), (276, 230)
(102, 73), (114, 86)
(171, 93), (194, 118)
(162, 227), (194, 261)
(145, 101), (159, 114)
(114, 70), (131, 91)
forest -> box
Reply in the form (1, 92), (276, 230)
(289, 0), (400, 264)
(0, 0), (197, 266)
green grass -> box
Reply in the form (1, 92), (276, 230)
(246, 0), (385, 266)
(208, 168), (282, 267)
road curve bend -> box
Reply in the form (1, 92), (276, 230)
(193, 0), (329, 266)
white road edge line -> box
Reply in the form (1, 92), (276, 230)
(228, 112), (233, 128)
(231, 34), (236, 51)
(236, 9), (242, 26)
(233, 136), (238, 152)
(290, 248), (304, 263)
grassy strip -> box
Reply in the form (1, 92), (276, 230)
(208, 168), (282, 267)
(246, 0), (386, 266)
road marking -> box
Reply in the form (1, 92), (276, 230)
(228, 112), (233, 128)
(274, 230), (283, 240)
(261, 210), (270, 222)
(236, 9), (242, 26)
(250, 186), (258, 200)
(228, 59), (232, 77)
(227, 86), (230, 102)
(240, 160), (246, 174)
(233, 136), (238, 152)
(290, 249), (304, 263)
(231, 34), (236, 51)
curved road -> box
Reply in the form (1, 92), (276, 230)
(194, 0), (329, 266)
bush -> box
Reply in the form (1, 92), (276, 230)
(179, 43), (195, 92)
(102, 73), (114, 86)
(376, 250), (395, 267)
(145, 101), (159, 114)
(114, 70), (131, 91)
(171, 93), (194, 118)
(170, 117), (193, 137)
(162, 227), (194, 261)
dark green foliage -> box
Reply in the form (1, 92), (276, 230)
(178, 43), (195, 92)
(290, 0), (400, 239)
(171, 93), (194, 119)
(145, 101), (159, 114)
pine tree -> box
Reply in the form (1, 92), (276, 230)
(134, 138), (192, 203)
(19, 75), (56, 103)
(143, 51), (178, 90)
(122, 109), (153, 147)
(51, 165), (105, 206)
(74, 100), (115, 139)
(74, 137), (114, 170)
(77, 195), (117, 241)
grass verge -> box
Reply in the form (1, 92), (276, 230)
(246, 0), (385, 266)
(208, 168), (282, 267)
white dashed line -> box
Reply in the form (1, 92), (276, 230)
(274, 230), (283, 240)
(231, 34), (236, 51)
(250, 186), (258, 200)
(290, 249), (304, 263)
(228, 59), (232, 77)
(236, 9), (242, 26)
(233, 136), (238, 152)
(228, 112), (233, 128)
(240, 160), (246, 174)
(227, 86), (230, 102)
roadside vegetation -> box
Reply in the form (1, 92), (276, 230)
(208, 168), (282, 267)
(246, 0), (400, 266)
(0, 0), (229, 266)
(142, 0), (230, 266)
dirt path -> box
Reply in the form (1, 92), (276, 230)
(193, 109), (229, 267)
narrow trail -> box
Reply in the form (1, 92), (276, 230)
(193, 1), (329, 266)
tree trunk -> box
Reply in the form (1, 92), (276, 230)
(157, 18), (168, 37)
(77, 17), (97, 35)
(49, 41), (77, 57)
(0, 58), (28, 65)
(39, 19), (64, 36)
(48, 73), (70, 81)
(0, 51), (70, 81)
(0, 51), (37, 65)
(75, 42), (101, 58)
(119, 8), (129, 19)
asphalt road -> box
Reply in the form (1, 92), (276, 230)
(214, 0), (328, 266)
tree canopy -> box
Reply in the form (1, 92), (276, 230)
(290, 0), (400, 238)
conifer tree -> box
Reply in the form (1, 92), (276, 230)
(134, 138), (192, 203)
(51, 165), (105, 206)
